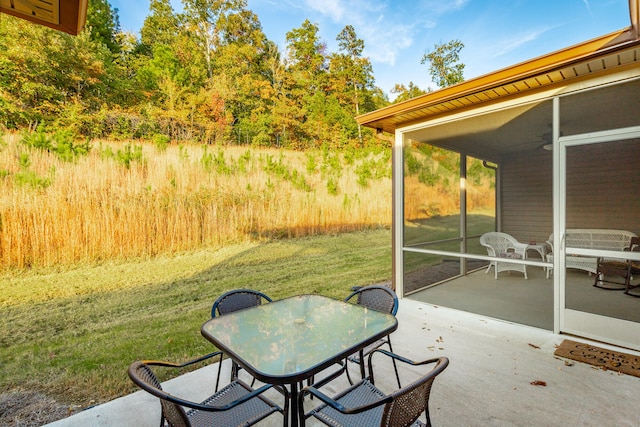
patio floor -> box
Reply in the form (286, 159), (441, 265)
(45, 297), (640, 427)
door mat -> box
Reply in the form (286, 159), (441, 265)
(554, 339), (640, 378)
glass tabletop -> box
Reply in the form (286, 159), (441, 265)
(201, 294), (398, 383)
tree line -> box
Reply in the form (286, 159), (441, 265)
(0, 0), (464, 149)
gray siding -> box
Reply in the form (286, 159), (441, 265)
(501, 150), (552, 243)
(500, 139), (640, 242)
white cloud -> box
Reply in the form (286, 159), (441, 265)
(420, 0), (469, 15)
(305, 0), (345, 21)
(490, 28), (550, 58)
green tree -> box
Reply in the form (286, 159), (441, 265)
(390, 82), (429, 103)
(139, 0), (180, 52)
(282, 20), (330, 147)
(86, 0), (121, 53)
(285, 20), (327, 95)
(421, 39), (465, 88)
(330, 25), (375, 146)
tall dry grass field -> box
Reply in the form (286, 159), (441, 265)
(0, 133), (393, 270)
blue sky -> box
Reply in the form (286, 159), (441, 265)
(110, 0), (630, 99)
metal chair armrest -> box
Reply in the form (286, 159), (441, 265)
(129, 358), (285, 413)
(299, 383), (392, 415)
(140, 351), (222, 369)
(366, 349), (446, 382)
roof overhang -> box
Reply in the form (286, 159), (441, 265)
(358, 2), (640, 135)
(0, 0), (88, 35)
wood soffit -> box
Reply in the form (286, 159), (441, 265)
(0, 0), (87, 35)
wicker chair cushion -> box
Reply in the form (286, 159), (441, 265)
(310, 380), (385, 427)
(186, 381), (279, 427)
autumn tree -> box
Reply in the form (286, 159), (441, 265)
(0, 3), (393, 148)
(181, 0), (245, 79)
(213, 9), (276, 144)
(329, 25), (375, 146)
(0, 15), (112, 130)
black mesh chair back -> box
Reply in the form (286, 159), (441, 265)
(344, 286), (400, 388)
(211, 289), (273, 318)
(300, 351), (449, 427)
(211, 289), (273, 391)
(129, 361), (190, 427)
(128, 354), (288, 427)
(345, 285), (398, 315)
(381, 359), (446, 427)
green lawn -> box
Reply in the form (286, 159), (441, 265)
(0, 229), (393, 407)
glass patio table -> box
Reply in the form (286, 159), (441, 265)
(200, 293), (398, 427)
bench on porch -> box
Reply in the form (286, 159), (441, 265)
(546, 229), (638, 278)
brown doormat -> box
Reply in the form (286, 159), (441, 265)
(554, 339), (640, 378)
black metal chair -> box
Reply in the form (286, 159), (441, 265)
(594, 237), (640, 295)
(128, 351), (289, 427)
(299, 350), (449, 427)
(343, 285), (401, 388)
(211, 289), (273, 391)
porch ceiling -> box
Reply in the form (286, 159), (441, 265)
(403, 75), (640, 163)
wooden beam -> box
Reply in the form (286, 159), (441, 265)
(0, 0), (87, 35)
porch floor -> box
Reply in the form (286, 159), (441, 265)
(45, 298), (639, 426)
(409, 263), (640, 329)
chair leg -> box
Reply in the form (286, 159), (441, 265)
(358, 349), (366, 380)
(214, 352), (224, 392)
(625, 273), (640, 297)
(387, 339), (401, 389)
(344, 359), (356, 385)
(230, 361), (240, 382)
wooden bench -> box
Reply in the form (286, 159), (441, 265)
(546, 229), (638, 278)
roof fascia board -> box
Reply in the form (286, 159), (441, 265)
(630, 0), (640, 38)
(357, 28), (634, 128)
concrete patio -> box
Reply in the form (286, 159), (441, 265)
(45, 297), (639, 427)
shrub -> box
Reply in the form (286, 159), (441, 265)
(153, 133), (170, 152)
(116, 144), (144, 169)
(326, 177), (338, 195)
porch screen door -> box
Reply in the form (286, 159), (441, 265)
(556, 81), (640, 350)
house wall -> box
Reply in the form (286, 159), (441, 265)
(500, 150), (552, 243)
(500, 139), (640, 242)
(565, 139), (640, 236)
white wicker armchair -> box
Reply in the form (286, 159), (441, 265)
(480, 232), (528, 279)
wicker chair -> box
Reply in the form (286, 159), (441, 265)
(128, 352), (288, 427)
(480, 232), (528, 279)
(594, 237), (640, 296)
(343, 285), (401, 388)
(211, 289), (273, 391)
(299, 350), (449, 427)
